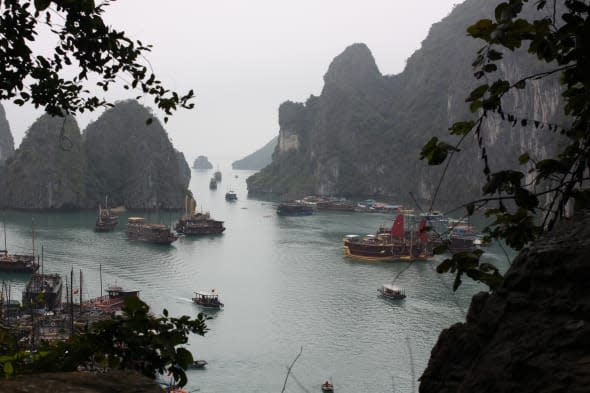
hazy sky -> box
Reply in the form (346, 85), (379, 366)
(4, 0), (460, 163)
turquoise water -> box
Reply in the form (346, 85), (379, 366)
(0, 166), (512, 393)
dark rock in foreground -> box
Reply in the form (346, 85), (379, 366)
(420, 210), (590, 393)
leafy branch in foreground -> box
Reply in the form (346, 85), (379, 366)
(421, 0), (590, 290)
(0, 0), (194, 122)
(0, 297), (209, 387)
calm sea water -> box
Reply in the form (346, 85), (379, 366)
(0, 165), (512, 393)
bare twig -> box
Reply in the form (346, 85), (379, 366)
(281, 346), (303, 393)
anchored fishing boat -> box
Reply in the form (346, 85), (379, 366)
(176, 196), (225, 235)
(95, 196), (118, 232)
(343, 214), (431, 261)
(125, 217), (178, 245)
(0, 219), (38, 273)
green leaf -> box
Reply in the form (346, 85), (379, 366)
(449, 121), (475, 136)
(518, 153), (530, 164)
(34, 0), (51, 11)
(466, 84), (489, 102)
(467, 19), (495, 39)
(3, 361), (14, 376)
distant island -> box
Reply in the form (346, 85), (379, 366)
(232, 136), (277, 170)
(193, 155), (213, 170)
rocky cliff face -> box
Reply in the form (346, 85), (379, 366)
(248, 0), (565, 205)
(0, 103), (15, 163)
(85, 100), (190, 209)
(193, 155), (213, 169)
(1, 115), (86, 209)
(232, 136), (278, 170)
(420, 210), (590, 393)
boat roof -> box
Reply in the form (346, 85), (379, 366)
(344, 234), (359, 238)
(195, 290), (219, 296)
(382, 284), (404, 292)
(128, 217), (145, 222)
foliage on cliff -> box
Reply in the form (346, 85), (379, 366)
(85, 100), (190, 209)
(0, 297), (208, 388)
(232, 136), (278, 171)
(1, 114), (86, 209)
(247, 0), (565, 205)
(422, 0), (589, 291)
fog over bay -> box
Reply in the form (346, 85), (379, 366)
(5, 0), (459, 163)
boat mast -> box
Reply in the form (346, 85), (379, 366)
(99, 264), (103, 298)
(70, 267), (74, 335)
(41, 244), (44, 278)
(2, 212), (6, 254)
(79, 269), (83, 310)
(31, 218), (35, 258)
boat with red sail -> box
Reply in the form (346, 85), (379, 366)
(343, 214), (431, 261)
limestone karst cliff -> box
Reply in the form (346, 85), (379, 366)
(419, 209), (590, 393)
(0, 104), (15, 164)
(0, 100), (190, 210)
(232, 136), (278, 171)
(1, 115), (86, 209)
(85, 100), (190, 209)
(247, 0), (565, 205)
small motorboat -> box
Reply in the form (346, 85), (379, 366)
(321, 380), (334, 392)
(192, 289), (224, 309)
(188, 359), (208, 369)
(378, 284), (406, 300)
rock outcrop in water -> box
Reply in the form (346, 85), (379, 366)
(193, 155), (213, 169)
(0, 104), (14, 164)
(247, 0), (565, 205)
(420, 210), (590, 393)
(85, 100), (190, 209)
(1, 115), (86, 209)
(232, 136), (278, 171)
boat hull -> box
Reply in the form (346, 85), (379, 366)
(0, 254), (38, 273)
(343, 241), (430, 262)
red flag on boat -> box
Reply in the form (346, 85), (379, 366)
(391, 215), (404, 239)
(418, 218), (428, 243)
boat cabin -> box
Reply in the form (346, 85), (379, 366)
(192, 290), (224, 309)
(378, 284), (406, 300)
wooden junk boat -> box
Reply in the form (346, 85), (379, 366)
(343, 214), (431, 261)
(225, 190), (237, 201)
(125, 217), (178, 245)
(84, 284), (140, 314)
(0, 220), (38, 273)
(277, 202), (314, 216)
(22, 273), (63, 311)
(95, 200), (119, 232)
(176, 196), (225, 235)
(192, 289), (224, 309)
(0, 251), (38, 273)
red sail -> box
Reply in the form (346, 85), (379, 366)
(391, 214), (404, 239)
(418, 218), (428, 243)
